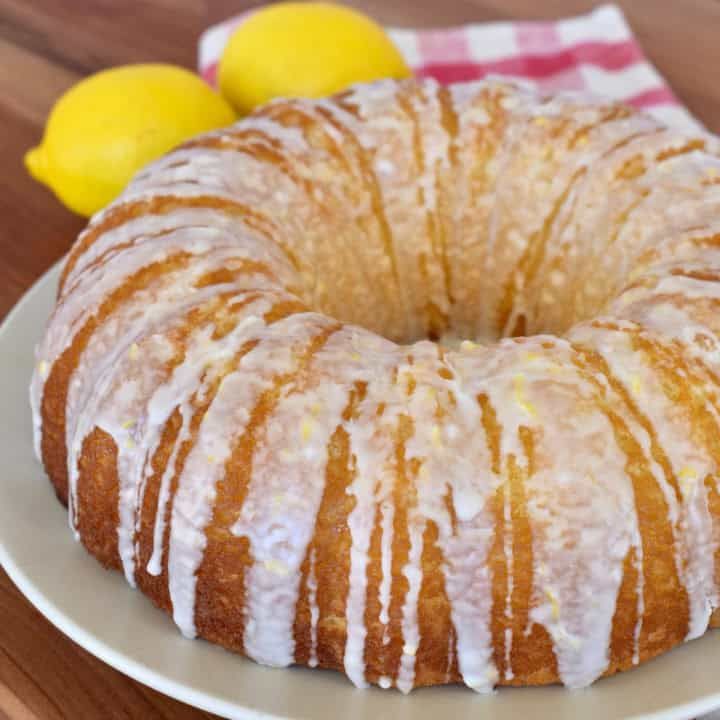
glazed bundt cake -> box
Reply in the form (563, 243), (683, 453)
(31, 77), (720, 692)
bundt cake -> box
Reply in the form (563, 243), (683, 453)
(30, 77), (720, 693)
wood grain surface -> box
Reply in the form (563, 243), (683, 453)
(1, 1), (720, 718)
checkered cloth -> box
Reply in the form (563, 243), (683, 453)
(198, 3), (701, 132)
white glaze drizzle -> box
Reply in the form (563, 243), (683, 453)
(341, 331), (402, 688)
(63, 249), (280, 542)
(307, 547), (319, 668)
(32, 224), (290, 453)
(402, 342), (499, 692)
(142, 300), (276, 577)
(572, 320), (717, 642)
(378, 498), (394, 644)
(168, 312), (332, 638)
(234, 327), (351, 667)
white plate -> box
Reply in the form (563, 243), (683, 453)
(2, 263), (720, 720)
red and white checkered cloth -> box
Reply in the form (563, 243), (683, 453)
(198, 3), (702, 132)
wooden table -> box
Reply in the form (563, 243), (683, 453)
(1, 1), (719, 717)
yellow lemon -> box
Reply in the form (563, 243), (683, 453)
(25, 64), (236, 217)
(218, 2), (411, 115)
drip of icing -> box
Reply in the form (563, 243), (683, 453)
(589, 322), (715, 640)
(33, 224), (283, 440)
(341, 414), (380, 689)
(378, 499), (394, 643)
(454, 337), (642, 688)
(63, 272), (248, 537)
(632, 546), (645, 665)
(307, 548), (319, 668)
(66, 219), (297, 298)
(395, 515), (424, 694)
(516, 339), (639, 687)
(168, 313), (333, 638)
(391, 346), (462, 693)
(341, 331), (402, 689)
(92, 296), (275, 582)
(142, 306), (274, 577)
(502, 476), (514, 681)
(63, 253), (279, 539)
(409, 79), (449, 215)
(234, 332), (350, 667)
(402, 342), (500, 692)
(145, 402), (191, 576)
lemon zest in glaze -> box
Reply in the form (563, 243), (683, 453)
(575, 135), (589, 148)
(300, 416), (314, 443)
(264, 558), (290, 576)
(679, 465), (699, 495)
(430, 424), (443, 448)
(513, 373), (537, 418)
(545, 586), (561, 621)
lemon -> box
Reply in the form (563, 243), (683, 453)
(25, 64), (236, 217)
(218, 2), (411, 115)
